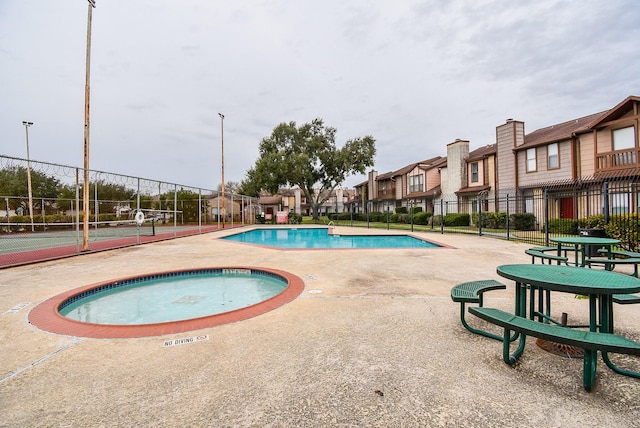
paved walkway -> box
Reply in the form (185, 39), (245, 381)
(1, 227), (639, 427)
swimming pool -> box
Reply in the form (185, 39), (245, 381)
(28, 267), (305, 338)
(59, 269), (287, 325)
(222, 227), (440, 249)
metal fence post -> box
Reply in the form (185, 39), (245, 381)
(506, 194), (510, 240)
(410, 199), (414, 232)
(603, 181), (610, 224)
(198, 190), (202, 231)
(367, 201), (370, 228)
(174, 184), (178, 237)
(478, 196), (483, 236)
(75, 168), (81, 252)
(544, 188), (549, 245)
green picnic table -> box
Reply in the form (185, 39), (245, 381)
(473, 264), (640, 391)
(550, 236), (620, 267)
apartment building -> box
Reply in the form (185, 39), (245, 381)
(354, 95), (640, 218)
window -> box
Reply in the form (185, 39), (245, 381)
(526, 148), (537, 172)
(613, 126), (635, 150)
(613, 126), (636, 166)
(611, 193), (630, 214)
(525, 197), (534, 214)
(408, 174), (423, 193)
(470, 162), (479, 183)
(547, 143), (559, 169)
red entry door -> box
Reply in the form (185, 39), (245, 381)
(560, 198), (574, 219)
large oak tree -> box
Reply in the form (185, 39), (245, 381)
(240, 119), (376, 220)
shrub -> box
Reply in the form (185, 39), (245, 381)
(288, 213), (303, 224)
(352, 213), (367, 221)
(443, 213), (470, 227)
(472, 211), (507, 229)
(45, 214), (66, 223)
(10, 215), (30, 224)
(605, 214), (640, 251)
(369, 211), (386, 222)
(545, 218), (578, 235)
(395, 206), (408, 214)
(411, 206), (423, 214)
(413, 211), (432, 225)
(579, 214), (605, 229)
(394, 213), (412, 224)
(510, 213), (536, 231)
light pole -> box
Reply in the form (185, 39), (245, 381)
(22, 121), (34, 232)
(218, 113), (225, 229)
(82, 0), (96, 251)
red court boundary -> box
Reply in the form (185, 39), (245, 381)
(0, 225), (222, 268)
(28, 266), (305, 339)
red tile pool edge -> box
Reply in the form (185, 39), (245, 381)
(28, 266), (305, 339)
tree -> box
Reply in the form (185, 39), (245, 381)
(159, 188), (201, 223)
(217, 181), (241, 194)
(0, 166), (62, 213)
(240, 118), (376, 219)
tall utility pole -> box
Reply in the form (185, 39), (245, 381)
(82, 0), (95, 251)
(22, 121), (34, 232)
(218, 113), (225, 229)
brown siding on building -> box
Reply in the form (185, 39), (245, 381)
(395, 176), (404, 199)
(596, 128), (613, 153)
(578, 132), (596, 176)
(426, 168), (440, 191)
(518, 140), (574, 186)
(467, 160), (486, 187)
(496, 120), (523, 193)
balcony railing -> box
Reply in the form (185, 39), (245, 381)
(596, 148), (639, 172)
(377, 188), (395, 199)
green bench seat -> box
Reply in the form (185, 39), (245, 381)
(469, 306), (640, 391)
(450, 280), (506, 341)
(597, 249), (640, 258)
(584, 257), (640, 278)
(612, 293), (640, 304)
(525, 249), (568, 265)
(530, 246), (573, 255)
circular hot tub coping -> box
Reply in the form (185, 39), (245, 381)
(28, 266), (305, 339)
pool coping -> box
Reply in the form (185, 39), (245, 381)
(28, 266), (305, 339)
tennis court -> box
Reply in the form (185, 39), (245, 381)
(0, 221), (220, 267)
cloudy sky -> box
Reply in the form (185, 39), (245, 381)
(1, 0), (639, 190)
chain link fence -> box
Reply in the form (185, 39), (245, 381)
(1, 155), (260, 268)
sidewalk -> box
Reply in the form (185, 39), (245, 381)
(1, 227), (639, 427)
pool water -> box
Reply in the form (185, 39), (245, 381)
(59, 269), (287, 325)
(223, 227), (439, 249)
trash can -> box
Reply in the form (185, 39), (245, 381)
(579, 228), (607, 257)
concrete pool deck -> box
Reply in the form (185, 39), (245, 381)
(1, 226), (639, 427)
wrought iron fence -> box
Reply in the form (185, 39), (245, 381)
(338, 170), (639, 251)
(0, 155), (260, 268)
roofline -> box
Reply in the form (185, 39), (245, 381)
(588, 95), (640, 128)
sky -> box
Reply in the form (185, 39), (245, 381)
(1, 0), (639, 190)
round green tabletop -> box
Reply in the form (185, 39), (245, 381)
(497, 264), (640, 295)
(550, 236), (620, 245)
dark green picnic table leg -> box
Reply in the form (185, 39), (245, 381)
(581, 294), (599, 391)
(502, 282), (527, 364)
(583, 349), (598, 391)
(515, 281), (527, 317)
(459, 302), (504, 342)
(600, 294), (640, 379)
